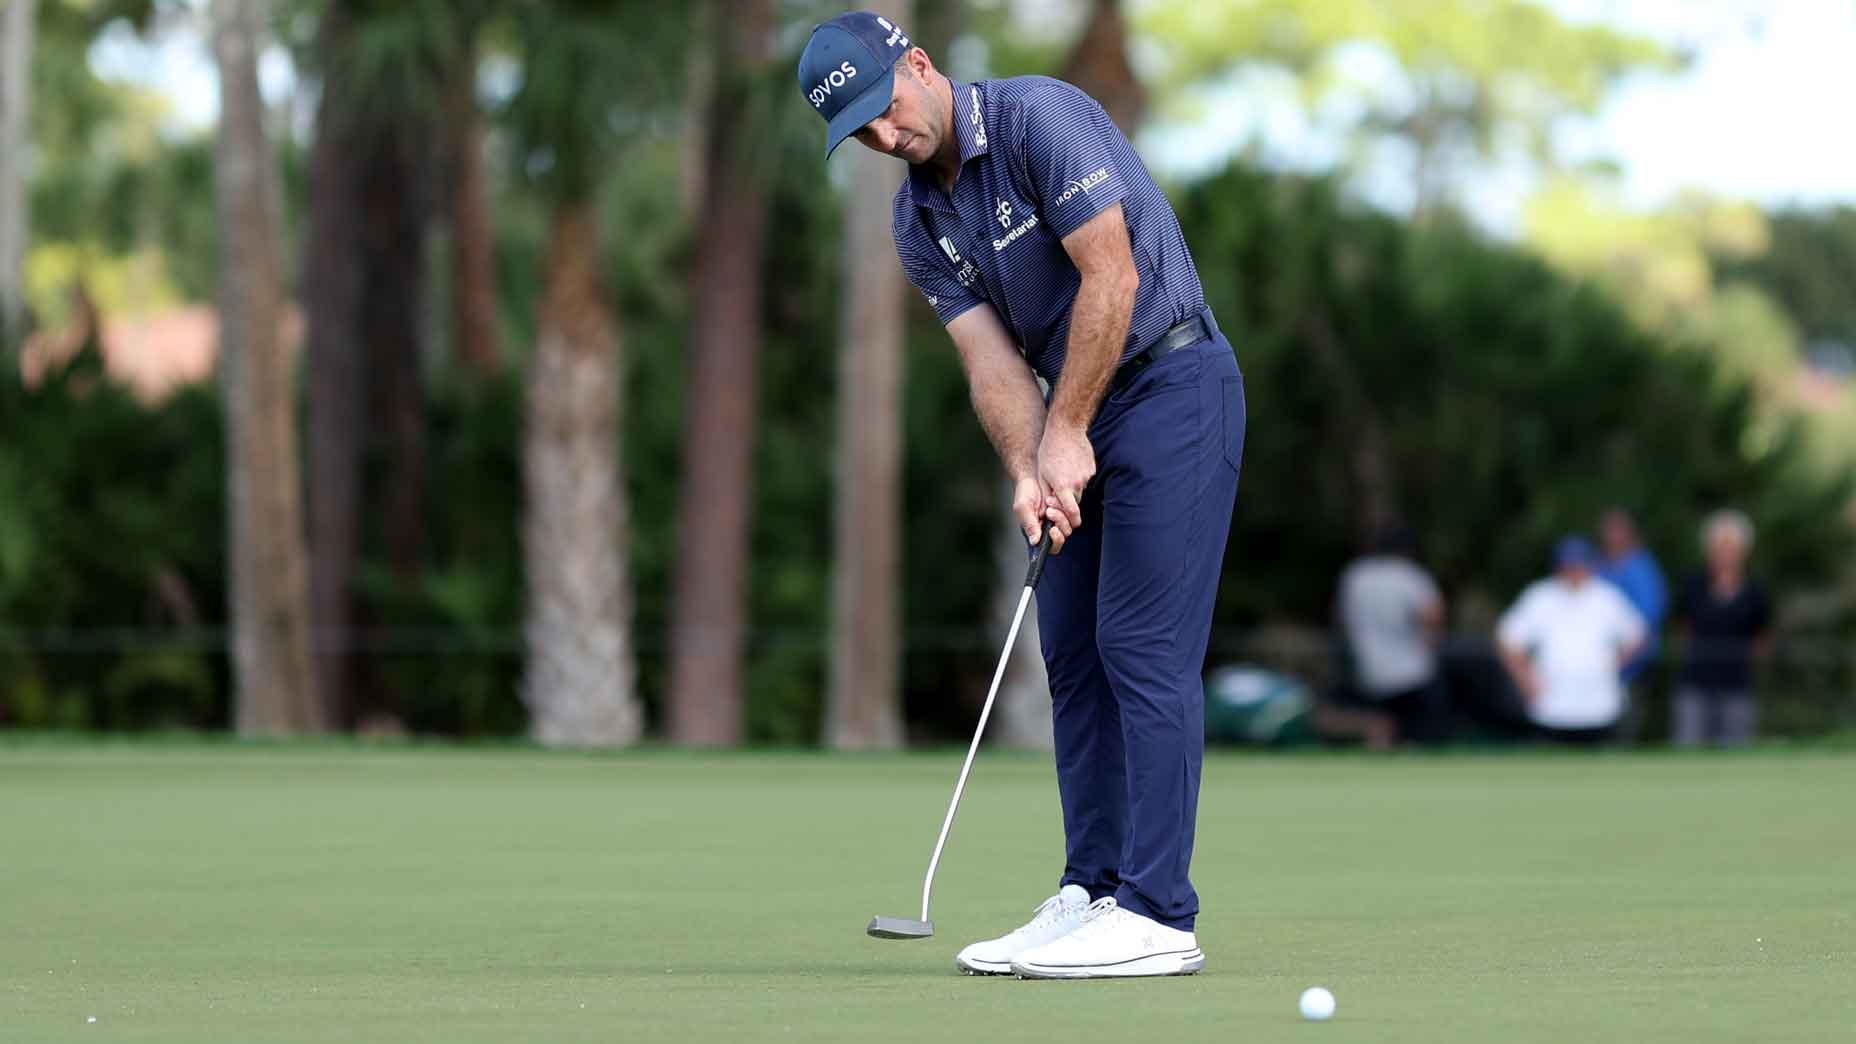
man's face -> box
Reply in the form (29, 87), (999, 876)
(1706, 530), (1747, 573)
(852, 57), (943, 164)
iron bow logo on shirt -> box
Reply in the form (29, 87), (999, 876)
(1055, 166), (1111, 209)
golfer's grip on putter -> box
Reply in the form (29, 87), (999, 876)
(1025, 519), (1055, 589)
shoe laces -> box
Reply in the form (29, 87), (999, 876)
(1067, 896), (1124, 941)
(1022, 893), (1073, 932)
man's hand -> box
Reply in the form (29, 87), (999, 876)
(1037, 421), (1095, 550)
(1011, 474), (1049, 548)
(1514, 666), (1540, 704)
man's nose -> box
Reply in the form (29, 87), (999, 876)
(864, 120), (897, 152)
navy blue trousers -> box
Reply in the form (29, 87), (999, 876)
(1036, 322), (1244, 932)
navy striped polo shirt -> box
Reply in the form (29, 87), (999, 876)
(891, 76), (1205, 380)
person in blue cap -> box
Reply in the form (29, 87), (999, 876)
(1497, 536), (1647, 745)
(800, 13), (1244, 978)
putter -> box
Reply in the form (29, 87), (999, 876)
(868, 520), (1056, 940)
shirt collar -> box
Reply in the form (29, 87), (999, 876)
(907, 79), (990, 210)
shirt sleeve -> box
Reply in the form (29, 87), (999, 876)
(894, 213), (983, 326)
(1014, 80), (1130, 239)
(1497, 589), (1540, 649)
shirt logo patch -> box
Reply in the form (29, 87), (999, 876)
(1056, 167), (1111, 208)
(993, 212), (1040, 252)
(996, 198), (1014, 228)
(969, 88), (987, 149)
(939, 235), (979, 288)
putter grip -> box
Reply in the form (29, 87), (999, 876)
(1024, 521), (1055, 589)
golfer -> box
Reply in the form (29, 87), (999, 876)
(800, 12), (1243, 979)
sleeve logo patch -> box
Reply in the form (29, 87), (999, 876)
(1055, 167), (1111, 208)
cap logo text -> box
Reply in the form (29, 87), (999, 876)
(809, 60), (860, 109)
(875, 16), (910, 49)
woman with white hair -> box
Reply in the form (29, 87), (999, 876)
(1673, 510), (1774, 747)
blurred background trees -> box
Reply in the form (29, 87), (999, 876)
(0, 0), (1851, 743)
(0, 0), (34, 341)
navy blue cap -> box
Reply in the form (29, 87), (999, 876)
(798, 11), (914, 159)
(1555, 536), (1599, 570)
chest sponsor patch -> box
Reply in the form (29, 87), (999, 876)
(939, 236), (980, 287)
(993, 213), (1040, 252)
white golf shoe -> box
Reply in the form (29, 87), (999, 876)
(954, 884), (1092, 975)
(1010, 897), (1204, 979)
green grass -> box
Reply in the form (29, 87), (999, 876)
(3, 745), (1853, 1042)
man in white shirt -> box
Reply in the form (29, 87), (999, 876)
(1337, 526), (1447, 744)
(1497, 536), (1647, 744)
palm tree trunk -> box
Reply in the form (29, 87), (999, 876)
(1059, 0), (1146, 136)
(0, 0), (34, 340)
(520, 200), (640, 747)
(358, 128), (430, 584)
(680, 0), (715, 216)
(666, 0), (772, 746)
(212, 0), (321, 735)
(825, 73), (910, 748)
(303, 2), (364, 728)
(444, 37), (499, 376)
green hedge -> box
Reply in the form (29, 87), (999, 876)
(2, 163), (1849, 739)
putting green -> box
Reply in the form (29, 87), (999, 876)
(3, 744), (1852, 1042)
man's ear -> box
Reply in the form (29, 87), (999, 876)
(907, 46), (934, 80)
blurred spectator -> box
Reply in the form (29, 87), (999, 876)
(1672, 510), (1773, 748)
(1497, 537), (1646, 745)
(1597, 507), (1668, 682)
(1334, 525), (1450, 745)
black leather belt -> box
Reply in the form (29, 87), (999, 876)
(1108, 310), (1213, 392)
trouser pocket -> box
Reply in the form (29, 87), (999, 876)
(1220, 374), (1247, 475)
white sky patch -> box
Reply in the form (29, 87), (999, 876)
(1549, 0), (1856, 210)
(1140, 0), (1856, 232)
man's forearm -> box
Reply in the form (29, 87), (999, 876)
(1047, 269), (1137, 432)
(969, 362), (1048, 481)
(1499, 645), (1534, 695)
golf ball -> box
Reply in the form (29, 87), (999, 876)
(1299, 987), (1336, 1021)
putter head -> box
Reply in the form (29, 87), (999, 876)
(867, 915), (934, 940)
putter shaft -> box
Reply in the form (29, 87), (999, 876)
(914, 529), (1048, 923)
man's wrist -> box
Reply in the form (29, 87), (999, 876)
(1044, 408), (1090, 438)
